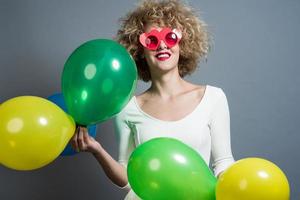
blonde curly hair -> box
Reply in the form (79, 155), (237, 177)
(116, 0), (211, 82)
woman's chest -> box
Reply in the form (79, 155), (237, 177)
(139, 96), (202, 121)
(130, 113), (210, 148)
(129, 119), (212, 156)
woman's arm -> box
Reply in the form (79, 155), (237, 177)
(209, 88), (235, 177)
(71, 126), (128, 187)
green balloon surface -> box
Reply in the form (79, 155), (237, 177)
(127, 137), (217, 200)
(62, 39), (137, 125)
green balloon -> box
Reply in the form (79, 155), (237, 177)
(62, 39), (137, 125)
(128, 137), (217, 200)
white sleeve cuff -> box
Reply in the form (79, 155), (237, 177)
(116, 182), (131, 191)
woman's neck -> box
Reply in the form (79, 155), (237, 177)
(148, 71), (189, 100)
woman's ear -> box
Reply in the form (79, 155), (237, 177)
(139, 32), (147, 47)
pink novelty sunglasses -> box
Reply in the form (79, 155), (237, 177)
(139, 27), (182, 50)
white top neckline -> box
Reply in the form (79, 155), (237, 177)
(132, 85), (209, 124)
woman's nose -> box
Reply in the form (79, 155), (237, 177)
(157, 40), (167, 50)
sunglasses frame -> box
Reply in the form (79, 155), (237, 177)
(139, 27), (182, 50)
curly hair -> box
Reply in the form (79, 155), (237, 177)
(116, 0), (211, 82)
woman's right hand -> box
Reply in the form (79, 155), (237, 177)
(71, 126), (128, 187)
(71, 126), (101, 154)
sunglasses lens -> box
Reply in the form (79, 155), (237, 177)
(165, 32), (178, 46)
(146, 36), (158, 49)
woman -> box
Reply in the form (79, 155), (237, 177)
(71, 0), (235, 199)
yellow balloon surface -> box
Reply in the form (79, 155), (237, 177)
(216, 157), (290, 200)
(0, 96), (75, 170)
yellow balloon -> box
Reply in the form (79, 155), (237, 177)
(216, 157), (290, 200)
(0, 96), (75, 170)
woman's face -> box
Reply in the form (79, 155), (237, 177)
(142, 24), (181, 77)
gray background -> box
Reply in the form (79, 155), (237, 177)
(0, 0), (299, 199)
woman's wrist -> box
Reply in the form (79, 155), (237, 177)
(91, 143), (104, 155)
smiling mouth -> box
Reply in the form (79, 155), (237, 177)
(155, 52), (171, 61)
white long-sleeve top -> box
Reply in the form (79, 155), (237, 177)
(113, 85), (235, 200)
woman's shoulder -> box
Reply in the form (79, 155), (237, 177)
(205, 85), (229, 107)
(135, 90), (151, 108)
(206, 84), (226, 94)
(190, 84), (226, 97)
(113, 96), (138, 120)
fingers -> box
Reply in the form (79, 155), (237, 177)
(78, 126), (85, 150)
(83, 127), (91, 143)
(71, 126), (91, 152)
(71, 126), (79, 152)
